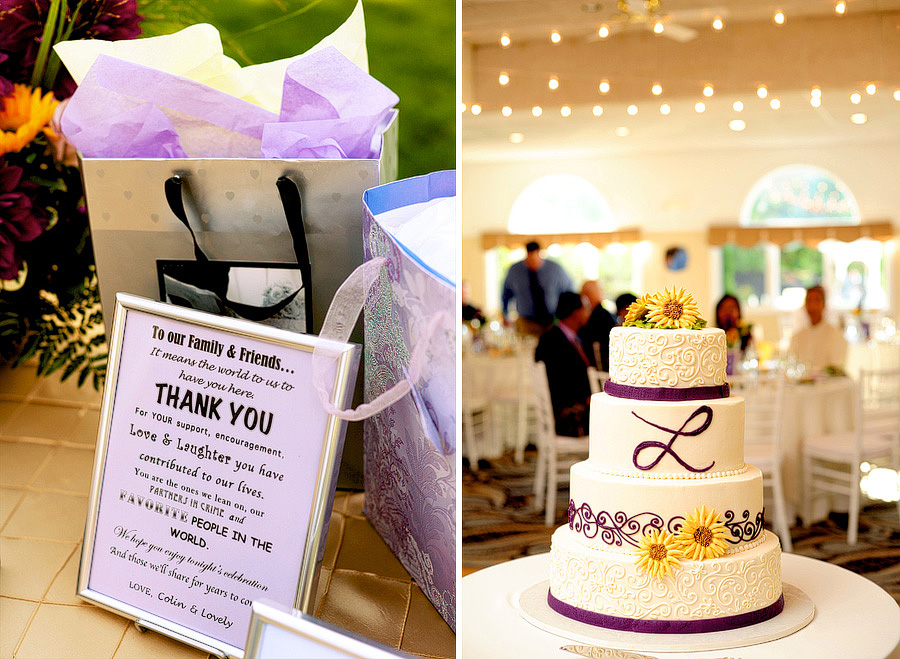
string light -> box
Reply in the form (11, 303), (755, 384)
(866, 83), (876, 95)
(501, 106), (512, 117)
(532, 106), (543, 117)
(729, 119), (746, 131)
(471, 104), (482, 116)
(498, 72), (509, 86)
(894, 89), (900, 101)
(598, 24), (610, 38)
(615, 126), (630, 137)
(599, 80), (611, 94)
(850, 113), (867, 124)
(548, 76), (559, 90)
(509, 132), (525, 143)
(811, 87), (822, 99)
(627, 104), (638, 115)
(850, 92), (861, 104)
(810, 96), (822, 107)
(659, 103), (671, 115)
(757, 85), (768, 99)
(770, 98), (781, 109)
(500, 33), (511, 47)
(695, 101), (706, 113)
(835, 1), (846, 15)
(550, 30), (561, 43)
(773, 10), (785, 24)
(461, 102), (467, 113)
(652, 83), (663, 95)
(592, 105), (603, 116)
(703, 84), (714, 97)
(733, 100), (744, 112)
(653, 21), (665, 34)
(712, 17), (724, 30)
(560, 105), (572, 117)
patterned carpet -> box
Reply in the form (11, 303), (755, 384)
(462, 451), (900, 603)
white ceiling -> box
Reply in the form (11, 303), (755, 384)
(462, 0), (900, 160)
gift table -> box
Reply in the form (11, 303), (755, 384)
(461, 553), (900, 659)
(0, 363), (453, 658)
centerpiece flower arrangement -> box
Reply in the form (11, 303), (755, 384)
(0, 0), (214, 388)
(0, 0), (146, 388)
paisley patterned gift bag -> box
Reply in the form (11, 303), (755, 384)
(361, 171), (456, 629)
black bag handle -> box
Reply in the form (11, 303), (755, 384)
(163, 175), (312, 327)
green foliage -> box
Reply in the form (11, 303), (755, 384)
(1, 273), (107, 389)
(780, 243), (823, 291)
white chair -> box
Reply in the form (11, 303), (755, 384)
(802, 368), (900, 545)
(730, 373), (793, 552)
(531, 361), (589, 526)
(587, 367), (609, 395)
(461, 356), (493, 471)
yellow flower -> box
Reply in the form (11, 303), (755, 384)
(623, 294), (653, 324)
(673, 506), (730, 561)
(0, 84), (59, 156)
(645, 287), (702, 329)
(634, 529), (682, 579)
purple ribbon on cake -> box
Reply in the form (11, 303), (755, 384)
(604, 380), (730, 401)
(547, 591), (785, 634)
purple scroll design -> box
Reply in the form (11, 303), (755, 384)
(631, 405), (715, 473)
(568, 500), (685, 548)
(568, 500), (758, 547)
(723, 508), (765, 543)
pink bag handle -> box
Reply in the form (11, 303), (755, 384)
(312, 257), (446, 421)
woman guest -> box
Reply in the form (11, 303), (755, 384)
(715, 294), (753, 353)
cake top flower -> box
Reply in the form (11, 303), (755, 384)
(623, 288), (707, 330)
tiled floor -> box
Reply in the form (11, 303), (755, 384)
(0, 362), (455, 659)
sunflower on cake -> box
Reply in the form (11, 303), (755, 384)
(548, 288), (784, 634)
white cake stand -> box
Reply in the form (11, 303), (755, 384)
(518, 580), (814, 652)
(461, 553), (900, 659)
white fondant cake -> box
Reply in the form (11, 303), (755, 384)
(548, 325), (783, 634)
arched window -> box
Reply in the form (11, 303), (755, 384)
(740, 165), (860, 227)
(483, 174), (644, 315)
(722, 165), (887, 314)
(508, 173), (615, 234)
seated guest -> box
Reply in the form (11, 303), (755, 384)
(535, 291), (592, 437)
(715, 293), (753, 353)
(789, 285), (848, 372)
(579, 281), (617, 371)
(614, 293), (638, 325)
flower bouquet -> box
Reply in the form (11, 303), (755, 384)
(1, 0), (144, 388)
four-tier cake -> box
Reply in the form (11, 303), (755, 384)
(548, 289), (784, 634)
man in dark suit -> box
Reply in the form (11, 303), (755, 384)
(535, 291), (592, 437)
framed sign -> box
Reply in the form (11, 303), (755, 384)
(78, 293), (359, 658)
(244, 601), (414, 659)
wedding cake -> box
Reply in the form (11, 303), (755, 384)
(548, 289), (783, 633)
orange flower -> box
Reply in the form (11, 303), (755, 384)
(0, 85), (60, 156)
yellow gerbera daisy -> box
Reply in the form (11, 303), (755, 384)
(673, 505), (730, 561)
(645, 287), (702, 329)
(623, 294), (654, 324)
(0, 84), (59, 156)
(634, 529), (682, 579)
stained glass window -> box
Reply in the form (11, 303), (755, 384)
(740, 165), (860, 226)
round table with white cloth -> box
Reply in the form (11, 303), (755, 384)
(461, 552), (900, 659)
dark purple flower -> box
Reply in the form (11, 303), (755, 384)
(0, 162), (50, 279)
(0, 0), (142, 99)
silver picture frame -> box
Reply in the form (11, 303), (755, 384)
(77, 293), (359, 658)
